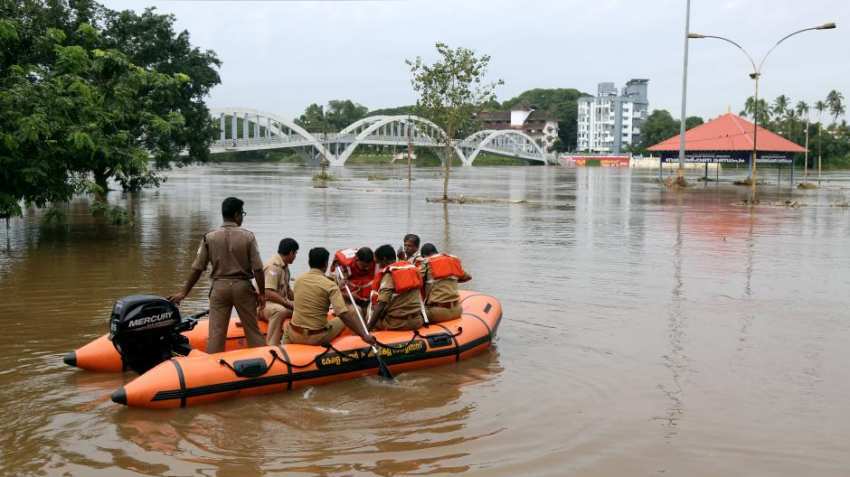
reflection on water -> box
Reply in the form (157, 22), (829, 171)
(2, 163), (850, 476)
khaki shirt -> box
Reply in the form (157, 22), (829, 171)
(421, 261), (460, 304)
(292, 269), (348, 330)
(263, 254), (293, 303)
(191, 221), (262, 279)
(377, 273), (421, 318)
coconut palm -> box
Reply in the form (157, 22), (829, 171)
(772, 95), (791, 136)
(741, 96), (770, 125)
(826, 90), (845, 124)
(796, 101), (810, 177)
(815, 100), (827, 180)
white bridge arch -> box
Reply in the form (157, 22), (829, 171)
(209, 107), (553, 166)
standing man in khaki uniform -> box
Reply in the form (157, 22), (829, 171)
(419, 243), (471, 323)
(368, 244), (424, 331)
(168, 197), (266, 353)
(262, 238), (298, 346)
(285, 247), (376, 346)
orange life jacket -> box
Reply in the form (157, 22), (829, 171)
(427, 254), (465, 280)
(372, 261), (423, 296)
(333, 248), (375, 301)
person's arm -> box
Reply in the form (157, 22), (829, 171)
(168, 269), (203, 304)
(248, 236), (265, 309)
(265, 288), (291, 306)
(169, 237), (208, 304)
(367, 302), (386, 330)
(338, 309), (376, 345)
(253, 268), (266, 310)
(330, 285), (376, 345)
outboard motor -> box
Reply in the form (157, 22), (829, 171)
(109, 295), (191, 374)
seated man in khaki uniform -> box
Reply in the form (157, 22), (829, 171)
(367, 244), (425, 331)
(169, 197), (266, 353)
(419, 243), (471, 323)
(285, 247), (376, 346)
(262, 238), (298, 346)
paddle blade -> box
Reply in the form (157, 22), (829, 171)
(375, 355), (395, 381)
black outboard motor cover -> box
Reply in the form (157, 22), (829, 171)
(109, 295), (183, 374)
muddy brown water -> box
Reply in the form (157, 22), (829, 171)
(1, 163), (850, 476)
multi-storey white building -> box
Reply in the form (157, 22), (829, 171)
(577, 79), (649, 153)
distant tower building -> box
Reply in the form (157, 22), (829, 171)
(577, 79), (649, 153)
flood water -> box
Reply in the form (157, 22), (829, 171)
(2, 163), (850, 476)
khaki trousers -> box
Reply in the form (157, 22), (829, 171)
(375, 312), (424, 331)
(426, 303), (463, 323)
(283, 317), (345, 346)
(262, 303), (293, 346)
(208, 279), (265, 353)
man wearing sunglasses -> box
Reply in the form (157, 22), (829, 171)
(169, 197), (266, 353)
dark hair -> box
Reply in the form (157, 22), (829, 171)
(221, 197), (244, 219)
(356, 247), (374, 262)
(308, 247), (330, 270)
(421, 243), (438, 257)
(403, 233), (420, 247)
(375, 244), (396, 263)
(278, 238), (299, 255)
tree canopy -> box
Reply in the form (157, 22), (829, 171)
(500, 88), (588, 152)
(634, 110), (704, 153)
(0, 1), (220, 218)
(407, 42), (501, 200)
(295, 99), (368, 132)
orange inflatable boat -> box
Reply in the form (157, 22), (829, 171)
(64, 312), (270, 373)
(64, 292), (502, 408)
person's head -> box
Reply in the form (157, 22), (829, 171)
(278, 238), (299, 264)
(375, 244), (396, 267)
(355, 247), (374, 270)
(421, 243), (438, 257)
(308, 247), (330, 271)
(403, 233), (420, 258)
(221, 197), (245, 225)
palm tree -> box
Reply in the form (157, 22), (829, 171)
(826, 90), (845, 125)
(814, 100), (827, 181)
(795, 101), (810, 177)
(742, 96), (770, 125)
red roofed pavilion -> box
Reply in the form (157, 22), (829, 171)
(648, 113), (805, 165)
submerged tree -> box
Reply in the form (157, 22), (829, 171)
(0, 1), (220, 218)
(407, 43), (502, 201)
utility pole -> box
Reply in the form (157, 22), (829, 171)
(676, 0), (692, 186)
(407, 116), (414, 186)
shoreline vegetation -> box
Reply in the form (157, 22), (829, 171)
(209, 149), (533, 167)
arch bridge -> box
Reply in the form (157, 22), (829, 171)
(209, 108), (554, 166)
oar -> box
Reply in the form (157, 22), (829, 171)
(335, 267), (394, 380)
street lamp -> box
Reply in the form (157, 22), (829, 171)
(689, 22), (835, 191)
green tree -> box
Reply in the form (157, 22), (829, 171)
(0, 1), (220, 217)
(685, 116), (704, 130)
(795, 101), (810, 172)
(295, 100), (368, 132)
(501, 88), (588, 151)
(826, 89), (845, 125)
(637, 110), (679, 152)
(407, 43), (502, 201)
(295, 103), (329, 132)
(741, 96), (771, 125)
(815, 100), (827, 168)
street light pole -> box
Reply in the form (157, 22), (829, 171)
(688, 22), (835, 193)
(677, 0), (692, 183)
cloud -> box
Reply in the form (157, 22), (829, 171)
(102, 0), (850, 121)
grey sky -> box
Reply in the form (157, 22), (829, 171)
(102, 0), (850, 123)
